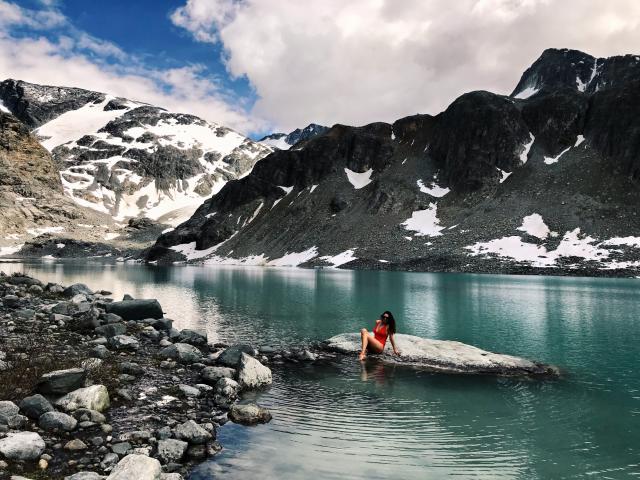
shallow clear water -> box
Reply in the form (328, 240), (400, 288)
(2, 260), (640, 479)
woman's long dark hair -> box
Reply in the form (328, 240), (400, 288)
(382, 311), (397, 334)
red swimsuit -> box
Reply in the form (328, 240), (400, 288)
(373, 323), (388, 347)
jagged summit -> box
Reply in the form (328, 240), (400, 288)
(0, 79), (107, 129)
(511, 48), (640, 99)
(260, 123), (329, 150)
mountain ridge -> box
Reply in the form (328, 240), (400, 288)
(0, 79), (274, 227)
(145, 48), (640, 276)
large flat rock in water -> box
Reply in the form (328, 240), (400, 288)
(324, 333), (557, 377)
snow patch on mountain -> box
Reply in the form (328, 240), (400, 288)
(417, 179), (449, 197)
(260, 135), (291, 150)
(37, 97), (273, 224)
(519, 134), (535, 164)
(514, 85), (539, 99)
(35, 97), (136, 151)
(0, 99), (9, 114)
(321, 249), (358, 267)
(544, 145), (571, 165)
(497, 168), (512, 183)
(517, 214), (550, 239)
(344, 168), (373, 189)
(402, 204), (444, 237)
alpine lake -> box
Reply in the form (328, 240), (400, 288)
(1, 259), (639, 479)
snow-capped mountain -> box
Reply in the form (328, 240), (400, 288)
(0, 80), (273, 226)
(259, 123), (329, 150)
(147, 48), (640, 276)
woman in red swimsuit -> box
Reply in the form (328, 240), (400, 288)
(358, 311), (400, 361)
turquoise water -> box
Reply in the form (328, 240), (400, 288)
(2, 261), (640, 479)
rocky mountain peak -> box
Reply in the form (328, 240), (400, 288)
(0, 79), (106, 129)
(260, 123), (329, 150)
(512, 48), (640, 99)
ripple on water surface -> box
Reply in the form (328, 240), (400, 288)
(193, 360), (554, 480)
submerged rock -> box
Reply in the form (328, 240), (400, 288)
(324, 333), (558, 376)
(228, 403), (272, 425)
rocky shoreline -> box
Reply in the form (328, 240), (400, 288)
(0, 271), (316, 480)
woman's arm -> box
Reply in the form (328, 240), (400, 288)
(389, 334), (400, 355)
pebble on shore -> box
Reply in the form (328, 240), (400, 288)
(0, 273), (295, 480)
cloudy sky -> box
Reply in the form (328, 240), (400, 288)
(2, 0), (639, 136)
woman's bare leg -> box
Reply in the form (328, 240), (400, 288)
(359, 328), (384, 360)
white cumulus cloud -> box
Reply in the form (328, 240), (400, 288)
(0, 0), (264, 134)
(171, 0), (640, 131)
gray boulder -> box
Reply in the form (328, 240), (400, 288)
(213, 377), (239, 408)
(65, 472), (104, 480)
(95, 323), (126, 338)
(173, 420), (212, 444)
(39, 411), (78, 431)
(159, 343), (202, 364)
(105, 454), (161, 480)
(111, 442), (131, 456)
(0, 401), (19, 424)
(91, 345), (110, 359)
(237, 353), (272, 389)
(2, 295), (20, 308)
(156, 439), (188, 463)
(72, 408), (106, 424)
(19, 394), (54, 419)
(178, 385), (201, 397)
(52, 301), (78, 315)
(177, 329), (207, 346)
(37, 368), (86, 395)
(105, 299), (163, 321)
(200, 366), (235, 385)
(151, 318), (172, 331)
(101, 452), (119, 471)
(109, 335), (139, 351)
(324, 333), (559, 376)
(0, 431), (46, 460)
(63, 283), (93, 298)
(217, 344), (254, 367)
(56, 385), (110, 412)
(228, 403), (272, 425)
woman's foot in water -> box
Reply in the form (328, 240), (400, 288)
(358, 351), (366, 361)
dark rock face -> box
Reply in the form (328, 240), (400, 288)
(584, 78), (640, 179)
(105, 299), (163, 321)
(142, 48), (640, 276)
(0, 79), (105, 128)
(0, 110), (112, 242)
(429, 91), (531, 191)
